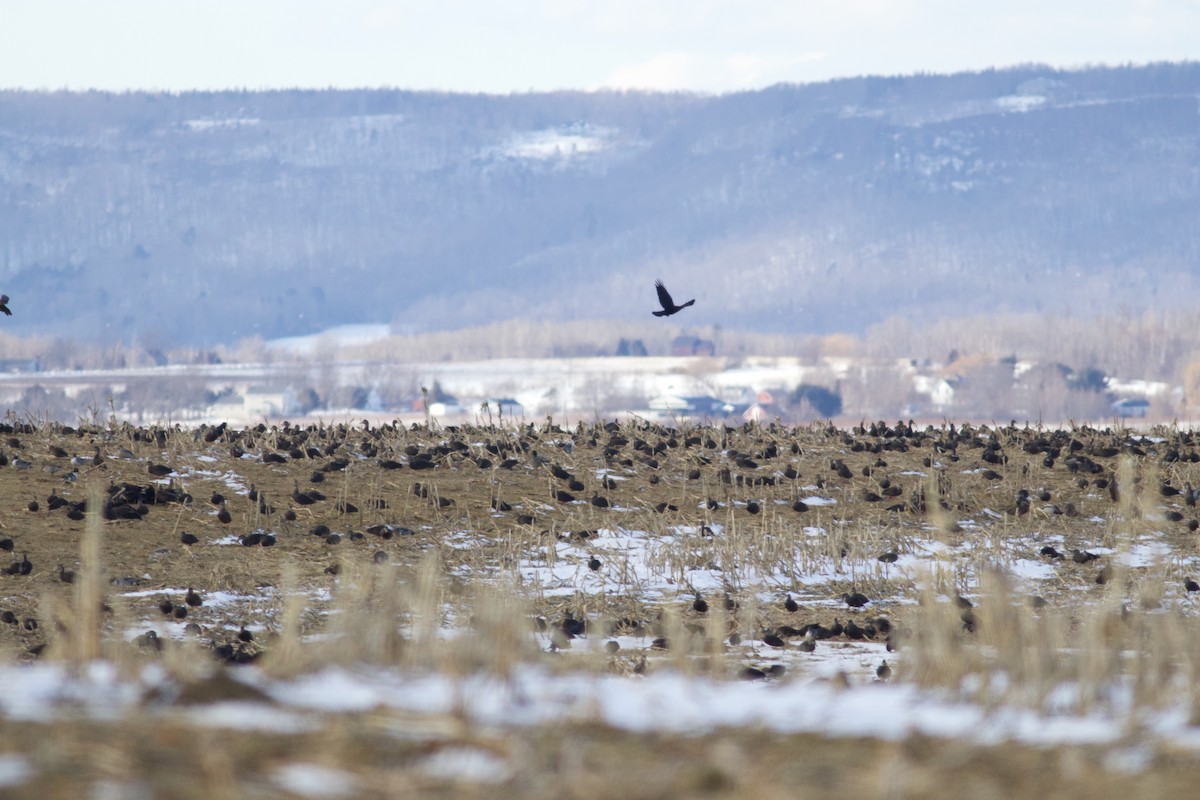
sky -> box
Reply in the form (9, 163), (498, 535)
(1, 1), (1197, 95)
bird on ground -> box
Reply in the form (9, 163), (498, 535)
(844, 619), (866, 639)
(842, 591), (871, 608)
(71, 447), (103, 468)
(5, 553), (32, 576)
(0, 295), (10, 316)
(651, 280), (695, 317)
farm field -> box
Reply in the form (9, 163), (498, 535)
(0, 417), (1199, 797)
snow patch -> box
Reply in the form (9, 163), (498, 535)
(417, 746), (512, 783)
(996, 95), (1045, 112)
(272, 763), (360, 798)
(488, 124), (616, 161)
(266, 324), (393, 356)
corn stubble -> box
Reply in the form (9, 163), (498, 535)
(1, 417), (1200, 794)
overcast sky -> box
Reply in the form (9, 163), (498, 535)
(2, 1), (1197, 94)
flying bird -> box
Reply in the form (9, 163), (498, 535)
(0, 295), (10, 316)
(652, 280), (694, 317)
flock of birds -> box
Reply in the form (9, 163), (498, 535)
(2, 410), (1200, 675)
(5, 286), (1200, 684)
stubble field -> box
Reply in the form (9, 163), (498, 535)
(1, 416), (1200, 798)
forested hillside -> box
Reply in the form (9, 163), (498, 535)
(1, 62), (1198, 345)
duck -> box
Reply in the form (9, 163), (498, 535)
(842, 592), (870, 608)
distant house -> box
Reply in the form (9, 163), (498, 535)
(1112, 397), (1150, 418)
(208, 393), (246, 421)
(206, 384), (302, 421)
(428, 401), (466, 417)
(740, 402), (779, 423)
(670, 336), (716, 357)
(740, 402), (766, 423)
(243, 385), (298, 417)
(482, 397), (524, 418)
(912, 374), (959, 411)
(734, 389), (789, 423)
(648, 395), (731, 419)
(412, 383), (461, 414)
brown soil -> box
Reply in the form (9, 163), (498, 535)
(0, 419), (1198, 796)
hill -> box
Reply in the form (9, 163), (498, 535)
(2, 62), (1199, 345)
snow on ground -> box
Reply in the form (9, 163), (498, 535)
(996, 95), (1046, 112)
(416, 746), (512, 784)
(453, 498), (1188, 613)
(272, 763), (361, 798)
(0, 754), (32, 789)
(0, 659), (1196, 753)
(477, 123), (621, 163)
(182, 117), (262, 131)
(266, 324), (394, 356)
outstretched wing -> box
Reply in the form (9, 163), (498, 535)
(654, 280), (675, 310)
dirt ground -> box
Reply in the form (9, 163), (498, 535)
(0, 418), (1199, 796)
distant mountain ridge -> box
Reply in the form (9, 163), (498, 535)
(1, 62), (1198, 345)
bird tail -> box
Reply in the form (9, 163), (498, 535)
(682, 299), (695, 308)
(652, 310), (669, 317)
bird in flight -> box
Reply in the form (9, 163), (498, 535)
(652, 280), (694, 317)
(0, 295), (10, 316)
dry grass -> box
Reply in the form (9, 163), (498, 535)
(3, 716), (1199, 800)
(1, 417), (1200, 795)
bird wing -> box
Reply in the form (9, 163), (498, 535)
(654, 280), (675, 310)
